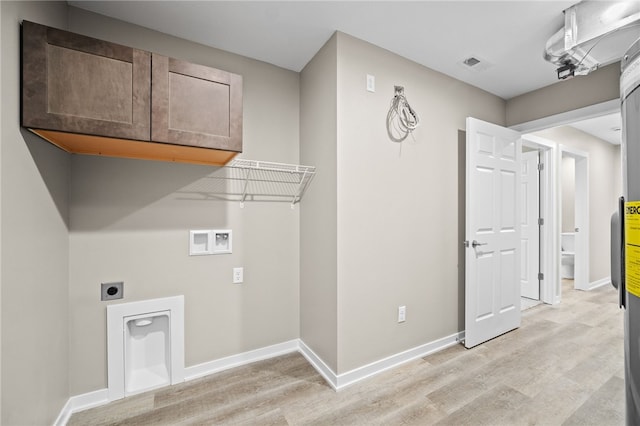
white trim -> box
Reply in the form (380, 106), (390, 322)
(560, 146), (590, 293)
(560, 144), (590, 159)
(58, 340), (300, 423)
(183, 339), (299, 381)
(297, 340), (339, 390)
(53, 398), (73, 426)
(333, 332), (464, 390)
(54, 389), (109, 426)
(300, 333), (465, 390)
(60, 332), (466, 422)
(509, 99), (620, 134)
(298, 332), (466, 391)
(588, 277), (612, 290)
(521, 134), (559, 305)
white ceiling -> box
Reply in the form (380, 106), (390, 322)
(569, 113), (622, 145)
(68, 0), (626, 144)
(69, 0), (578, 99)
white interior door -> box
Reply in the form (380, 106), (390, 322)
(465, 117), (522, 348)
(521, 150), (540, 299)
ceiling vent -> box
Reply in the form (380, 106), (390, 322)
(463, 57), (481, 67)
(544, 0), (640, 79)
(459, 55), (493, 72)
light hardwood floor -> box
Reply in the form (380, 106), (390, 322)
(69, 280), (624, 425)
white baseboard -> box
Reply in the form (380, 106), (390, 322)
(299, 332), (464, 391)
(183, 339), (299, 381)
(297, 340), (339, 389)
(589, 277), (612, 290)
(333, 331), (464, 390)
(58, 333), (463, 422)
(54, 388), (109, 426)
(58, 340), (299, 423)
(54, 398), (73, 426)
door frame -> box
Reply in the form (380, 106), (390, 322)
(560, 145), (590, 291)
(522, 135), (558, 304)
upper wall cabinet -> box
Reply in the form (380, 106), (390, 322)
(21, 21), (151, 141)
(152, 55), (243, 152)
(21, 21), (242, 166)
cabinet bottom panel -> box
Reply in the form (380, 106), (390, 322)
(29, 129), (238, 166)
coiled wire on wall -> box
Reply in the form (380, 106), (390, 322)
(386, 85), (420, 143)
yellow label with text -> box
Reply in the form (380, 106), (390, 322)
(626, 201), (640, 298)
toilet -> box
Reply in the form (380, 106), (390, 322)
(561, 233), (575, 279)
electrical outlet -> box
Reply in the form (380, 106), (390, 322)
(101, 282), (124, 301)
(233, 267), (244, 284)
(366, 74), (375, 92)
(398, 305), (406, 323)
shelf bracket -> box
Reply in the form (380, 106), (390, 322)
(240, 167), (252, 208)
(291, 168), (310, 208)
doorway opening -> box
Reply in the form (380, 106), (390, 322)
(517, 139), (591, 309)
(464, 100), (619, 347)
(512, 99), (617, 304)
(560, 147), (590, 291)
(520, 135), (557, 309)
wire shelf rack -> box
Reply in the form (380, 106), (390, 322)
(177, 158), (316, 208)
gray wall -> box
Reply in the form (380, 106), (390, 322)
(299, 32), (506, 374)
(66, 7), (301, 395)
(1, 2), (70, 424)
(300, 34), (338, 371)
(534, 126), (621, 283)
(506, 62), (620, 126)
(336, 33), (505, 373)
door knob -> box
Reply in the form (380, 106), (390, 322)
(471, 240), (487, 248)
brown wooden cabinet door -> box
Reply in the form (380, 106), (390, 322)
(151, 54), (242, 152)
(21, 21), (151, 141)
